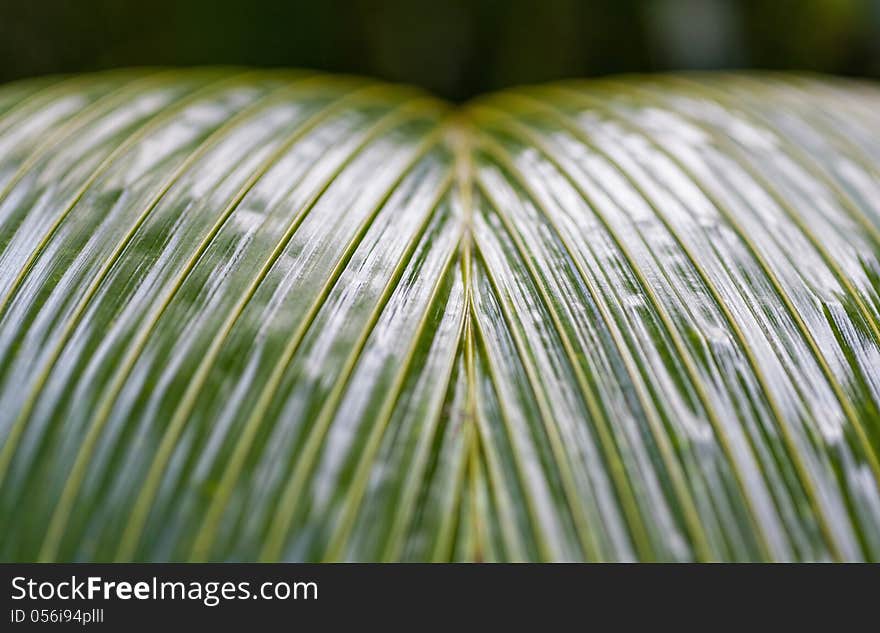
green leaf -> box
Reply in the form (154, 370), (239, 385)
(1, 70), (879, 562)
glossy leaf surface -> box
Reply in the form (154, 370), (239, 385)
(1, 70), (879, 561)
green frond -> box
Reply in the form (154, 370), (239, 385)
(1, 70), (879, 561)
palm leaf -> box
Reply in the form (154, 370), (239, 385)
(1, 70), (879, 562)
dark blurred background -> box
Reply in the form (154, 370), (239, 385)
(1, 0), (879, 101)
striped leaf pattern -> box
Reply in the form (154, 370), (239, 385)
(0, 70), (879, 561)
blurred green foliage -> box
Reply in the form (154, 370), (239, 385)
(0, 0), (878, 100)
